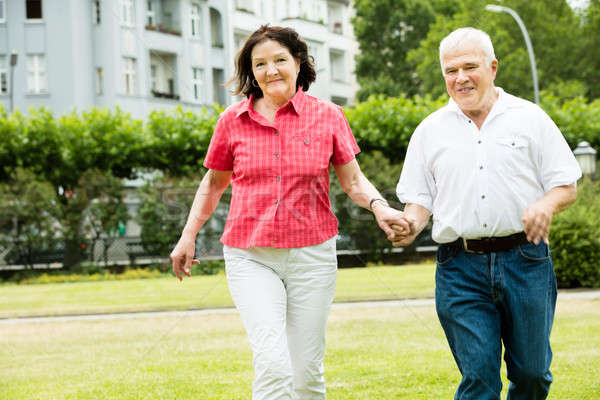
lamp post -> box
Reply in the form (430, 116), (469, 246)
(485, 4), (539, 104)
(574, 141), (597, 177)
(9, 51), (18, 113)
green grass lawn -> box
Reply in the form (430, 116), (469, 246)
(0, 298), (598, 399)
(0, 264), (436, 318)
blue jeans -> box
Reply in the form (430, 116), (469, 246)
(435, 241), (557, 400)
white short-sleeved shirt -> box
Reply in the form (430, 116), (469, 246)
(396, 87), (582, 243)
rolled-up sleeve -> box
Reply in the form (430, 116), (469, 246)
(204, 113), (233, 171)
(396, 126), (435, 212)
(331, 106), (360, 165)
(536, 110), (582, 191)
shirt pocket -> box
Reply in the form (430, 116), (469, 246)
(289, 131), (330, 173)
(494, 135), (532, 176)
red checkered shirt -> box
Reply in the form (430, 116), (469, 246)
(203, 88), (360, 248)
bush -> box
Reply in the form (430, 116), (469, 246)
(550, 179), (600, 288)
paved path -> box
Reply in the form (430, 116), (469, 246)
(1, 289), (598, 326)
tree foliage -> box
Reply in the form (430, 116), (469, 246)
(352, 0), (460, 101)
(355, 0), (600, 101)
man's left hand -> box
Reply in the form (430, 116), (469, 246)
(522, 200), (553, 245)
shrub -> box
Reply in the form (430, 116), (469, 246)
(550, 179), (600, 288)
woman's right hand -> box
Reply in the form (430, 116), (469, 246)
(170, 234), (199, 281)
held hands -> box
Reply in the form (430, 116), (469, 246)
(170, 234), (200, 281)
(389, 220), (419, 247)
(371, 201), (413, 242)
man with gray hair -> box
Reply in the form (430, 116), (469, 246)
(392, 27), (581, 399)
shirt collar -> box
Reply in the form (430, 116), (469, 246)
(445, 87), (521, 119)
(235, 87), (306, 119)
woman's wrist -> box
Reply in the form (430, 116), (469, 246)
(369, 198), (389, 211)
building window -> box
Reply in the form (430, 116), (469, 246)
(121, 0), (134, 26)
(213, 68), (225, 105)
(146, 0), (155, 26)
(0, 56), (7, 94)
(92, 0), (101, 24)
(192, 67), (203, 102)
(150, 65), (157, 91)
(26, 0), (43, 19)
(122, 57), (136, 95)
(96, 67), (103, 95)
(235, 0), (254, 13)
(210, 8), (223, 47)
(27, 55), (48, 94)
(330, 50), (346, 82)
(0, 0), (6, 23)
(190, 3), (201, 38)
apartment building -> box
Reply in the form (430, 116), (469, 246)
(0, 0), (358, 118)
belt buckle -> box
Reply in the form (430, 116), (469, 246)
(462, 238), (485, 254)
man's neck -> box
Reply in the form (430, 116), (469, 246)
(463, 88), (499, 129)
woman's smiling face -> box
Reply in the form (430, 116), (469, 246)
(251, 39), (300, 103)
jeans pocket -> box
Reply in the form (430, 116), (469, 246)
(517, 241), (550, 262)
(437, 244), (459, 266)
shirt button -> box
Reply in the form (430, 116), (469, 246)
(276, 176), (280, 181)
(481, 195), (486, 199)
(468, 120), (472, 123)
(483, 223), (488, 228)
(274, 199), (279, 204)
(274, 130), (279, 135)
(479, 166), (484, 170)
(275, 153), (279, 158)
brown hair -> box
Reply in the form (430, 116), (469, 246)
(226, 25), (316, 99)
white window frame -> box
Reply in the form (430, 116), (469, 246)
(121, 0), (134, 27)
(190, 3), (201, 38)
(146, 0), (155, 26)
(150, 65), (157, 91)
(0, 56), (7, 94)
(122, 57), (136, 95)
(26, 54), (48, 94)
(92, 0), (101, 24)
(192, 67), (204, 102)
(95, 67), (103, 95)
(0, 0), (6, 23)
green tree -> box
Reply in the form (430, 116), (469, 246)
(82, 171), (129, 265)
(136, 174), (227, 259)
(352, 0), (460, 101)
(407, 0), (583, 101)
(579, 0), (600, 99)
(0, 169), (61, 267)
(144, 106), (221, 176)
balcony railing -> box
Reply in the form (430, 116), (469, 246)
(145, 24), (181, 36)
(151, 90), (180, 100)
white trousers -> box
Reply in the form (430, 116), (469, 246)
(223, 237), (338, 400)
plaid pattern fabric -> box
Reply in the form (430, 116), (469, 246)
(204, 89), (360, 248)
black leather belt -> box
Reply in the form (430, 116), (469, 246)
(447, 232), (529, 254)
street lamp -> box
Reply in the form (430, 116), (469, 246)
(9, 51), (18, 113)
(485, 4), (539, 104)
(573, 141), (597, 177)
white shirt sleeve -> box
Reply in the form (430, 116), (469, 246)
(535, 107), (582, 191)
(396, 125), (436, 212)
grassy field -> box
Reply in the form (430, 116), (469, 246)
(0, 297), (598, 399)
(0, 264), (436, 318)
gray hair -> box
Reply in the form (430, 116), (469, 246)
(439, 27), (496, 72)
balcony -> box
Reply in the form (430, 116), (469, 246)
(145, 0), (181, 36)
(149, 52), (179, 101)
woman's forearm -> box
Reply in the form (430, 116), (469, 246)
(181, 170), (232, 238)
